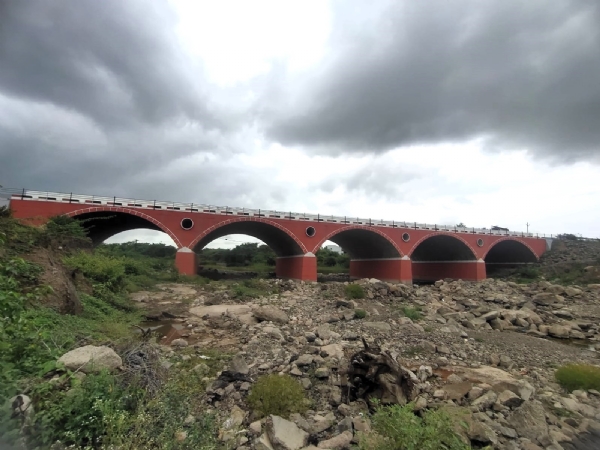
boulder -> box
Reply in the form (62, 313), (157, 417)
(253, 306), (290, 324)
(266, 415), (309, 450)
(532, 293), (564, 306)
(57, 345), (122, 374)
(171, 338), (188, 348)
(497, 390), (524, 408)
(564, 286), (583, 297)
(317, 430), (353, 449)
(507, 400), (548, 442)
(453, 366), (535, 400)
(443, 382), (473, 401)
(320, 344), (344, 360)
(548, 325), (570, 339)
(229, 355), (249, 375)
(468, 421), (498, 445)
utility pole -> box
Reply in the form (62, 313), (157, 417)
(526, 222), (530, 233)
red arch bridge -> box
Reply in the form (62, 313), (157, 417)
(4, 189), (552, 284)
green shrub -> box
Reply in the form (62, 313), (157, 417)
(64, 251), (126, 290)
(400, 306), (422, 321)
(246, 374), (308, 418)
(555, 364), (600, 392)
(359, 403), (470, 450)
(123, 364), (220, 449)
(45, 214), (88, 238)
(28, 371), (131, 448)
(354, 309), (367, 319)
(345, 284), (365, 299)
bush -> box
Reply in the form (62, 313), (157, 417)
(400, 306), (422, 321)
(28, 371), (131, 448)
(64, 251), (126, 290)
(45, 214), (88, 238)
(354, 309), (367, 319)
(359, 403), (469, 450)
(345, 284), (365, 299)
(246, 374), (308, 418)
(555, 364), (600, 392)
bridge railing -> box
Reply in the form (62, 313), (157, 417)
(2, 187), (557, 239)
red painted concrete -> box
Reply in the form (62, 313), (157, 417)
(412, 261), (486, 281)
(9, 198), (547, 283)
(276, 256), (318, 281)
(350, 259), (412, 284)
(175, 250), (198, 276)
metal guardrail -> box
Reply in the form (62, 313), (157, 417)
(1, 187), (554, 238)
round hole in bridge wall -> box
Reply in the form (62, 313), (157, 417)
(181, 218), (194, 230)
(477, 238), (484, 247)
(402, 232), (410, 242)
(306, 226), (316, 237)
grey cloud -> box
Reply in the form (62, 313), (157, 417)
(318, 160), (420, 202)
(0, 0), (224, 130)
(266, 0), (600, 162)
(0, 0), (257, 208)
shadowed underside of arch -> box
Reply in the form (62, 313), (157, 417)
(69, 209), (178, 246)
(485, 239), (539, 263)
(317, 228), (402, 259)
(411, 234), (477, 261)
(192, 220), (305, 257)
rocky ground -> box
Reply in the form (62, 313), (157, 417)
(97, 273), (599, 450)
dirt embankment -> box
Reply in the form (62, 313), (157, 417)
(23, 247), (84, 315)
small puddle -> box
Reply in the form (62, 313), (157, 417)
(138, 319), (186, 344)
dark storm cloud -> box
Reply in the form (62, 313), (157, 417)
(0, 0), (223, 130)
(0, 0), (248, 200)
(266, 0), (600, 162)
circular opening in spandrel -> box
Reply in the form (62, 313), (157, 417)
(402, 232), (410, 242)
(181, 218), (194, 230)
(306, 226), (316, 237)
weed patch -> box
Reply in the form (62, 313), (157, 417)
(345, 283), (365, 299)
(354, 309), (367, 319)
(399, 306), (422, 321)
(555, 364), (600, 392)
(247, 374), (308, 419)
(359, 402), (470, 450)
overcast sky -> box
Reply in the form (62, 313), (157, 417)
(1, 0), (599, 248)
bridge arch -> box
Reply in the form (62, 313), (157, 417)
(483, 237), (539, 263)
(409, 233), (481, 282)
(189, 217), (307, 256)
(312, 226), (402, 259)
(409, 232), (478, 261)
(66, 206), (182, 247)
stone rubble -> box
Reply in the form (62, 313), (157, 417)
(128, 275), (600, 449)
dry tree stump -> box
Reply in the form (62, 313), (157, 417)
(344, 338), (420, 410)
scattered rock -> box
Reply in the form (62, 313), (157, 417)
(57, 345), (122, 373)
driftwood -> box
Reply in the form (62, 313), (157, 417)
(345, 338), (420, 410)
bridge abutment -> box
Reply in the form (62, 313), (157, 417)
(276, 253), (318, 281)
(175, 247), (198, 276)
(412, 259), (486, 282)
(349, 256), (413, 284)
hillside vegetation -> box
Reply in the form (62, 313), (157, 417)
(0, 212), (224, 449)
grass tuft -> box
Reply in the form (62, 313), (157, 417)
(246, 374), (308, 419)
(359, 402), (470, 450)
(555, 364), (600, 392)
(345, 284), (365, 299)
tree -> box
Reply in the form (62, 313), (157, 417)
(456, 222), (466, 228)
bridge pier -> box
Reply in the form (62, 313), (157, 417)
(349, 256), (413, 284)
(412, 259), (486, 282)
(275, 253), (318, 281)
(175, 247), (198, 276)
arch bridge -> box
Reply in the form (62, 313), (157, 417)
(6, 189), (551, 284)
